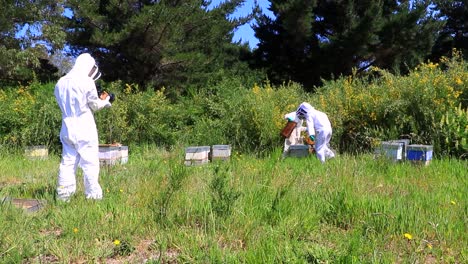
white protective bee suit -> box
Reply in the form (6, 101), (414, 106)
(54, 53), (111, 201)
(282, 112), (307, 157)
(295, 102), (335, 163)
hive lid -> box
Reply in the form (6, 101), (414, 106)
(407, 144), (433, 151)
(381, 141), (404, 146)
(1, 197), (46, 213)
(185, 146), (211, 151)
(99, 143), (122, 147)
(212, 145), (231, 149)
(289, 144), (309, 150)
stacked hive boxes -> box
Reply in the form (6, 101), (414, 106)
(98, 145), (129, 166)
(184, 146), (211, 166)
(185, 145), (231, 165)
(376, 141), (433, 165)
(24, 145), (48, 160)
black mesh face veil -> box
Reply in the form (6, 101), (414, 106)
(92, 70), (101, 81)
(88, 64), (101, 81)
(296, 107), (308, 118)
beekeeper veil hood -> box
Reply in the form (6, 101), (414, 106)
(296, 102), (314, 118)
(68, 53), (101, 80)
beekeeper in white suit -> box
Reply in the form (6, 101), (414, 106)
(295, 102), (335, 163)
(54, 53), (111, 201)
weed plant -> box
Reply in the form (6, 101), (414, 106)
(0, 146), (466, 263)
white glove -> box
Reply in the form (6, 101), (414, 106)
(104, 96), (112, 108)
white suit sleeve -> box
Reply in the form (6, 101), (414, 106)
(306, 117), (315, 136)
(284, 112), (296, 121)
(86, 83), (111, 111)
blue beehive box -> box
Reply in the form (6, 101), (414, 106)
(407, 145), (433, 165)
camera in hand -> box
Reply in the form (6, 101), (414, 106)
(96, 84), (116, 103)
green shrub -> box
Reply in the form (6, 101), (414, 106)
(0, 82), (61, 152)
(311, 51), (467, 155)
(438, 104), (468, 158)
(1, 51), (466, 157)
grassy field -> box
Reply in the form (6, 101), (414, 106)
(0, 146), (466, 263)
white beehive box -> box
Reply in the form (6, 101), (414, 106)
(119, 146), (129, 164)
(24, 145), (48, 160)
(387, 139), (410, 160)
(185, 146), (210, 166)
(288, 144), (310, 158)
(375, 141), (404, 162)
(211, 145), (231, 161)
(99, 145), (128, 166)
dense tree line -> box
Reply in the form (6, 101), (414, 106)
(0, 0), (466, 92)
(251, 0), (466, 91)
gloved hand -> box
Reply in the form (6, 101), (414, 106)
(304, 136), (314, 145)
(103, 95), (112, 108)
(309, 135), (315, 142)
(108, 93), (116, 103)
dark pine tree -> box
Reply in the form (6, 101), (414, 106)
(430, 0), (468, 61)
(0, 0), (65, 85)
(251, 0), (443, 91)
(63, 0), (255, 92)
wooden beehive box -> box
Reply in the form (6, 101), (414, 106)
(288, 144), (310, 158)
(211, 145), (231, 161)
(24, 145), (48, 160)
(184, 146), (210, 166)
(375, 141), (404, 162)
(99, 144), (128, 166)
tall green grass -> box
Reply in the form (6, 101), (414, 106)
(1, 146), (466, 263)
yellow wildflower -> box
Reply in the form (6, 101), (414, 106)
(404, 233), (413, 240)
(427, 243), (433, 249)
(252, 84), (260, 95)
(427, 62), (438, 69)
(124, 83), (132, 94)
(450, 200), (456, 205)
(455, 78), (463, 85)
(73, 228), (78, 233)
(114, 240), (120, 246)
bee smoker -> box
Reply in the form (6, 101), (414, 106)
(96, 83), (116, 103)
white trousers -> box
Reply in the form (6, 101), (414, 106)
(57, 137), (103, 201)
(315, 128), (335, 163)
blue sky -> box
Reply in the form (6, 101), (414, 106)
(210, 0), (274, 49)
